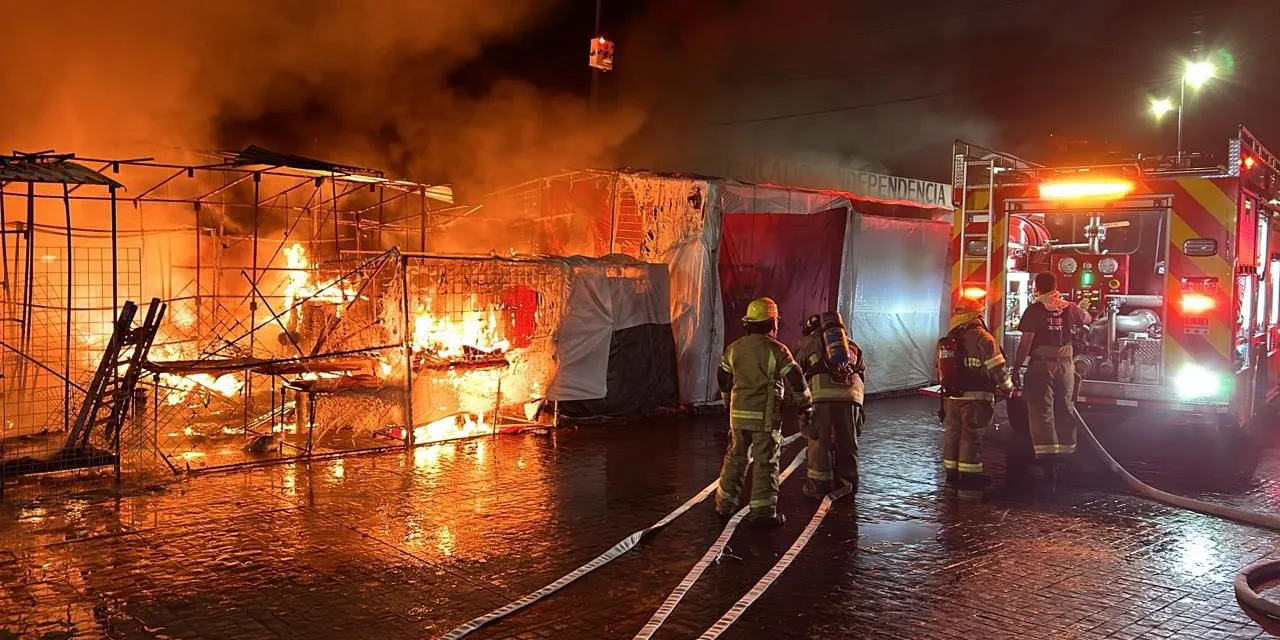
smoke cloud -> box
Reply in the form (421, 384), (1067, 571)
(0, 1), (645, 197)
(609, 0), (1000, 184)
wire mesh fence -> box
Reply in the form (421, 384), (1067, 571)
(0, 246), (142, 489)
(401, 255), (568, 443)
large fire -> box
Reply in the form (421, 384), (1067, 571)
(281, 243), (358, 323)
(411, 298), (510, 361)
(148, 343), (244, 406)
(122, 246), (540, 449)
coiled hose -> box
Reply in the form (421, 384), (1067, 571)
(1063, 399), (1280, 620)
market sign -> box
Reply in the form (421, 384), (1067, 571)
(844, 170), (952, 210)
(731, 157), (953, 210)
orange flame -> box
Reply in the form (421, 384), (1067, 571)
(411, 299), (510, 360)
(281, 243), (358, 323)
(413, 412), (493, 444)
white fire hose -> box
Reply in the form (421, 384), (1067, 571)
(1004, 372), (1280, 623)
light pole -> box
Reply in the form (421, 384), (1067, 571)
(1152, 60), (1216, 165)
(590, 0), (602, 110)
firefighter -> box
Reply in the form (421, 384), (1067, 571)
(715, 297), (813, 527)
(1012, 272), (1092, 473)
(939, 296), (1014, 485)
(794, 313), (864, 498)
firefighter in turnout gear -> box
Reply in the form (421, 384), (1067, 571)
(939, 296), (1014, 485)
(794, 312), (864, 498)
(1013, 272), (1092, 471)
(715, 297), (813, 527)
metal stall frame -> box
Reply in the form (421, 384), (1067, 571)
(0, 147), (454, 488)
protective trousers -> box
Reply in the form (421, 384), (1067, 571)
(715, 429), (782, 517)
(1024, 345), (1079, 458)
(803, 403), (860, 485)
(942, 399), (993, 473)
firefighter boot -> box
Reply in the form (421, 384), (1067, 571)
(746, 512), (787, 528)
(957, 472), (990, 488)
(802, 478), (832, 499)
(840, 461), (860, 495)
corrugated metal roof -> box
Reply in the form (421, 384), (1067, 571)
(227, 145), (384, 179)
(224, 145), (453, 203)
(0, 156), (123, 187)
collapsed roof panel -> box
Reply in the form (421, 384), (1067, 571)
(0, 154), (123, 188)
(223, 145), (453, 204)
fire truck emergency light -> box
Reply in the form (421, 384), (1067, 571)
(1180, 292), (1216, 314)
(961, 286), (987, 300)
(1039, 179), (1134, 201)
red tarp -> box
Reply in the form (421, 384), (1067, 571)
(718, 208), (848, 348)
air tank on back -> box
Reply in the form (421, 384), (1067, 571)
(820, 311), (854, 371)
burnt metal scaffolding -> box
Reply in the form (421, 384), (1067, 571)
(0, 146), (562, 489)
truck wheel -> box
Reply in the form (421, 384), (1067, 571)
(1207, 416), (1259, 486)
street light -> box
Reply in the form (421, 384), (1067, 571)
(1150, 97), (1174, 120)
(1175, 59), (1216, 164)
(1185, 60), (1216, 89)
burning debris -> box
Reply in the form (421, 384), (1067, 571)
(0, 146), (577, 482)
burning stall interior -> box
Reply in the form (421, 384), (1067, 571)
(0, 146), (617, 483)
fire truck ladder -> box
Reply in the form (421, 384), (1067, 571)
(63, 298), (166, 453)
(952, 141), (1044, 327)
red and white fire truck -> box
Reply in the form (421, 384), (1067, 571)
(948, 125), (1280, 431)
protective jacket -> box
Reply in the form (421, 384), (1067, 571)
(718, 334), (811, 430)
(941, 321), (1014, 401)
(794, 333), (864, 405)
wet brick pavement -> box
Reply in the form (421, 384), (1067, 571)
(2, 396), (1280, 639)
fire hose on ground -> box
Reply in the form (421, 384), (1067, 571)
(1023, 387), (1280, 622)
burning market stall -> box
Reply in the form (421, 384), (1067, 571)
(0, 146), (497, 483)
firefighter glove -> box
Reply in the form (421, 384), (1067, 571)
(799, 405), (816, 431)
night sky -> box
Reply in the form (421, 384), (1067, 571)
(459, 0), (1280, 181)
(3, 0), (1278, 191)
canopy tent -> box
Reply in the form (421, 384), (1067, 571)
(715, 183), (951, 397)
(547, 257), (679, 420)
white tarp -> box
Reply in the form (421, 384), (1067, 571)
(841, 215), (951, 393)
(587, 174), (949, 404)
(547, 259), (672, 401)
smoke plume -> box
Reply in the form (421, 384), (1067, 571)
(0, 1), (645, 197)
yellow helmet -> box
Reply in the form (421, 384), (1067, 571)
(743, 297), (780, 323)
(950, 295), (985, 328)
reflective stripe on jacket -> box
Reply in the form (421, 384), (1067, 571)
(720, 334), (803, 431)
(943, 322), (1013, 400)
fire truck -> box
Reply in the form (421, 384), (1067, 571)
(949, 125), (1280, 431)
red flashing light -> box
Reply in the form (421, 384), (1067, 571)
(1181, 292), (1216, 315)
(961, 286), (987, 300)
(598, 36), (607, 44)
(1244, 155), (1257, 169)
